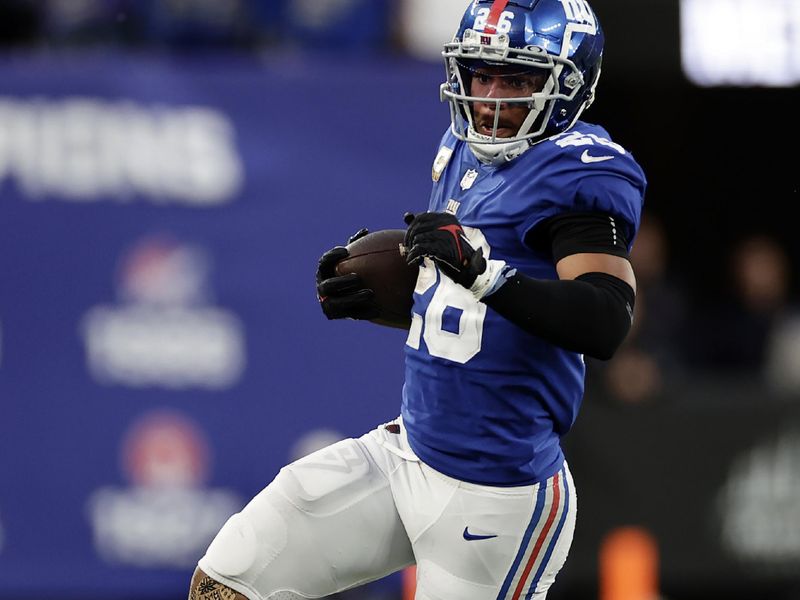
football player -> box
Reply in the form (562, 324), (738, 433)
(189, 0), (646, 598)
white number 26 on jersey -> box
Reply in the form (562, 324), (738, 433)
(405, 227), (489, 364)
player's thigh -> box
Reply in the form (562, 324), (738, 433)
(198, 436), (414, 600)
(409, 464), (576, 600)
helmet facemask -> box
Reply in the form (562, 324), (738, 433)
(441, 28), (591, 164)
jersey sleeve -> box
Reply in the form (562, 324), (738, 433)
(519, 125), (647, 251)
(570, 173), (644, 250)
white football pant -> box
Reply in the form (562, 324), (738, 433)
(198, 418), (576, 600)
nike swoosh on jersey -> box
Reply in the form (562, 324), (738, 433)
(580, 149), (615, 163)
(463, 527), (498, 541)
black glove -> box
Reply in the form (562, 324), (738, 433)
(403, 212), (486, 288)
(316, 228), (380, 320)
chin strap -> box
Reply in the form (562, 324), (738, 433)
(466, 128), (531, 165)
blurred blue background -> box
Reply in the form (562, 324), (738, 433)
(1, 1), (799, 599)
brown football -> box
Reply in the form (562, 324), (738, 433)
(335, 229), (418, 328)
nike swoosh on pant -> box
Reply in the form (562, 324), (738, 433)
(463, 527), (498, 541)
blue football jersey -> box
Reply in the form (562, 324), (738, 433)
(401, 121), (646, 486)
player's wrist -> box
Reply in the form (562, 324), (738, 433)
(469, 259), (514, 300)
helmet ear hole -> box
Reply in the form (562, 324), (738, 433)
(564, 72), (583, 90)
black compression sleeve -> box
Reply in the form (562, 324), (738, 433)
(482, 271), (635, 360)
(526, 211), (631, 261)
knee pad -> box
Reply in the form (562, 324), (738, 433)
(204, 506), (286, 578)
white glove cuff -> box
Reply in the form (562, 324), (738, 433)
(469, 259), (515, 301)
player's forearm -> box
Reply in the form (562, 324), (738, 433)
(482, 271), (635, 360)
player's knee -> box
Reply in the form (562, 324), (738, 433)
(189, 567), (250, 600)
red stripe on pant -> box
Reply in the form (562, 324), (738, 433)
(511, 472), (562, 600)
